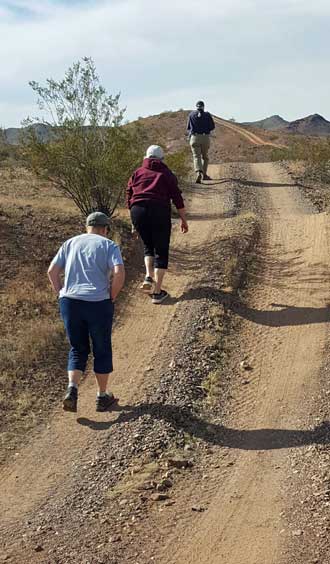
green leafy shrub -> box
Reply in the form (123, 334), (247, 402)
(22, 57), (145, 217)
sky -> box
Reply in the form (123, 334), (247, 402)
(0, 0), (329, 127)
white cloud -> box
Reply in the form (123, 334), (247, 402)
(0, 0), (329, 126)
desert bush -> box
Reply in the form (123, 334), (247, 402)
(165, 146), (190, 185)
(272, 138), (330, 183)
(22, 57), (145, 216)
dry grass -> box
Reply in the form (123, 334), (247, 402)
(107, 461), (161, 500)
(0, 163), (134, 466)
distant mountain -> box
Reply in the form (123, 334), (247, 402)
(242, 115), (289, 131)
(242, 113), (330, 137)
(284, 114), (330, 137)
(3, 123), (52, 145)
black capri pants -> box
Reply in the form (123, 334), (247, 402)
(130, 202), (171, 269)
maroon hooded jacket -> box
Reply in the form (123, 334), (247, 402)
(126, 158), (184, 210)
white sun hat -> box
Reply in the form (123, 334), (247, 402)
(146, 145), (164, 160)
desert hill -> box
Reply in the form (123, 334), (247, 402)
(284, 114), (330, 136)
(242, 115), (289, 131)
(242, 113), (330, 136)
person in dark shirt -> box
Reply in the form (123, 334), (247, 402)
(186, 100), (215, 183)
(127, 145), (188, 304)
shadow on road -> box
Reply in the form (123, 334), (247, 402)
(77, 403), (330, 451)
(204, 177), (305, 189)
(178, 287), (330, 327)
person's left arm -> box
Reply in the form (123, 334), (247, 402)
(111, 264), (125, 301)
(208, 113), (215, 132)
(108, 244), (125, 301)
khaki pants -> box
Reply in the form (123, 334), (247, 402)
(190, 134), (210, 174)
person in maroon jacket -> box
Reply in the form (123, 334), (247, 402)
(127, 145), (189, 304)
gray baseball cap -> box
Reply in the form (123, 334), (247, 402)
(86, 211), (110, 227)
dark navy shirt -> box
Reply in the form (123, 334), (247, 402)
(187, 111), (215, 135)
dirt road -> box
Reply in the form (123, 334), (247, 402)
(1, 162), (328, 563)
(213, 116), (285, 148)
(163, 162), (330, 564)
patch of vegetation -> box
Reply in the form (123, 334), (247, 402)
(272, 138), (330, 184)
(165, 146), (190, 185)
(22, 57), (146, 217)
(0, 129), (21, 167)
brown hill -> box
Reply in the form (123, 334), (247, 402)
(243, 113), (330, 137)
(242, 115), (289, 131)
(136, 110), (286, 163)
(284, 114), (330, 136)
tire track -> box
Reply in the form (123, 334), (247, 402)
(164, 162), (330, 564)
(213, 116), (286, 148)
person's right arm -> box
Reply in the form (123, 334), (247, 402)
(126, 174), (134, 210)
(48, 263), (63, 293)
(48, 244), (66, 294)
(168, 173), (189, 233)
(186, 114), (192, 135)
(177, 207), (188, 233)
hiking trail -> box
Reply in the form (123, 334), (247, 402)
(1, 162), (328, 564)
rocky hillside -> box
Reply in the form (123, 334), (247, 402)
(3, 123), (52, 145)
(243, 113), (330, 137)
(285, 114), (330, 136)
(242, 115), (289, 131)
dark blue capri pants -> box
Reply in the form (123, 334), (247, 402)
(59, 297), (114, 374)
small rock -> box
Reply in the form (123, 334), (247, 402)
(240, 360), (252, 371)
(164, 500), (176, 507)
(156, 478), (173, 491)
(151, 493), (169, 502)
(167, 458), (193, 469)
(34, 545), (44, 552)
(192, 505), (206, 512)
(109, 534), (122, 543)
(292, 529), (303, 536)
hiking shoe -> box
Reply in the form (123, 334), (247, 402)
(140, 276), (154, 291)
(63, 386), (78, 413)
(152, 290), (169, 304)
(195, 172), (202, 184)
(96, 393), (117, 412)
(203, 174), (212, 180)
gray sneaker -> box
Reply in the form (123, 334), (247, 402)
(63, 386), (78, 413)
(96, 393), (117, 412)
(152, 290), (169, 304)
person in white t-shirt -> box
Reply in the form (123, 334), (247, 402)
(48, 212), (125, 413)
